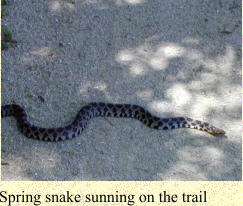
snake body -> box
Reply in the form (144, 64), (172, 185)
(1, 103), (225, 141)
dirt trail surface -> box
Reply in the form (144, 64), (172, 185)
(1, 0), (241, 180)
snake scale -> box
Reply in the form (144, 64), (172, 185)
(1, 103), (225, 141)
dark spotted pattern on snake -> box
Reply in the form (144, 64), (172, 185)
(1, 103), (225, 141)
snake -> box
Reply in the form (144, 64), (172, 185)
(1, 103), (225, 141)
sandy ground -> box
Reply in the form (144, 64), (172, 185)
(1, 0), (241, 180)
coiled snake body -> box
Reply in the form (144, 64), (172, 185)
(1, 103), (225, 141)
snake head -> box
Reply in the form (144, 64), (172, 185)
(208, 126), (226, 136)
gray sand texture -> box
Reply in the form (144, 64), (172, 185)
(1, 0), (241, 180)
